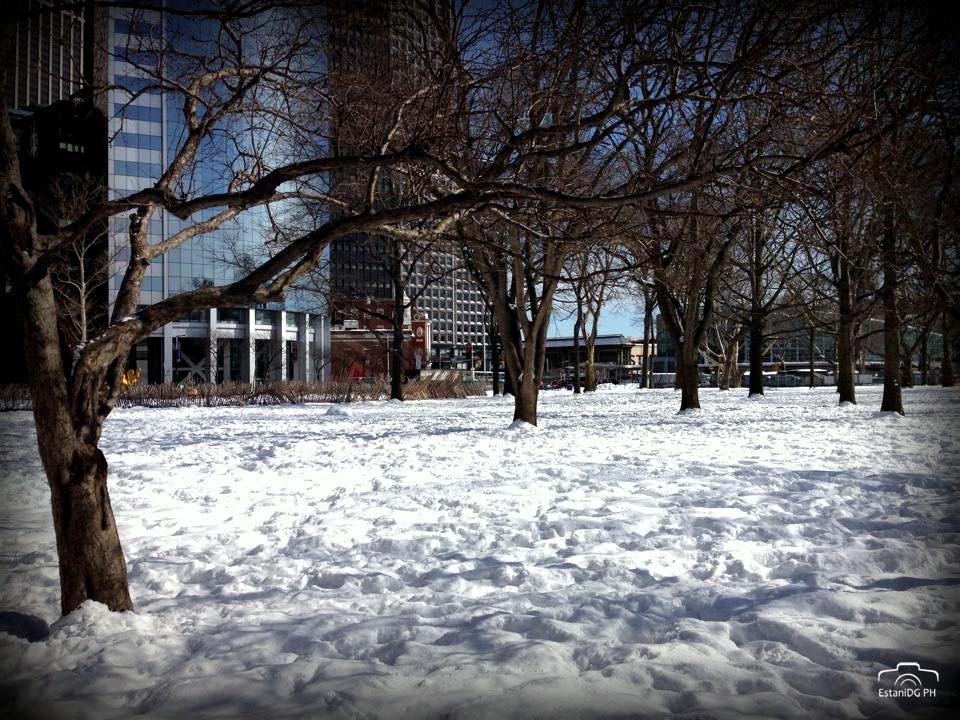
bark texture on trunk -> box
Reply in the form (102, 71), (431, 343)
(489, 320), (501, 396)
(943, 314), (955, 387)
(836, 255), (856, 404)
(880, 201), (904, 414)
(919, 329), (929, 385)
(584, 340), (596, 391)
(719, 338), (739, 390)
(748, 317), (764, 396)
(640, 298), (653, 389)
(52, 449), (133, 614)
(513, 378), (539, 425)
(677, 346), (701, 410)
(572, 313), (582, 394)
(390, 285), (405, 401)
(900, 344), (913, 388)
(21, 273), (133, 615)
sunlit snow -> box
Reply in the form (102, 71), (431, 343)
(1, 385), (958, 718)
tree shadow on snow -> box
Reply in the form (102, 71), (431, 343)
(0, 610), (49, 641)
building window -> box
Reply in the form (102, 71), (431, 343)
(218, 308), (245, 324)
(113, 131), (162, 151)
(114, 103), (162, 122)
(114, 160), (162, 177)
(114, 19), (161, 38)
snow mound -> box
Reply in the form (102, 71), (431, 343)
(325, 405), (349, 416)
(873, 409), (908, 421)
(49, 600), (149, 638)
(507, 419), (538, 432)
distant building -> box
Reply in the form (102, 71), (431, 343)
(329, 299), (431, 378)
(326, 0), (486, 369)
(543, 335), (656, 383)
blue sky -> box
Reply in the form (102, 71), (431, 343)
(548, 299), (647, 339)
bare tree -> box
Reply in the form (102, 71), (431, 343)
(560, 245), (626, 392)
(717, 195), (801, 396)
(1, 2), (517, 613)
(4, 1), (930, 617)
(578, 248), (626, 391)
(43, 174), (111, 349)
(638, 280), (657, 389)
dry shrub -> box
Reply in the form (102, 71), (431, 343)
(0, 384), (32, 411)
(8, 373), (485, 411)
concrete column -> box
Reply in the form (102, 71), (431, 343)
(207, 308), (217, 383)
(163, 325), (174, 383)
(299, 312), (311, 382)
(278, 310), (287, 382)
(222, 340), (232, 383)
(321, 315), (332, 381)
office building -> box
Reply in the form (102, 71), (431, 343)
(326, 0), (487, 370)
(5, 2), (331, 385)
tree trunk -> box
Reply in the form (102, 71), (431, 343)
(640, 297), (653, 389)
(748, 316), (764, 396)
(808, 326), (816, 389)
(584, 340), (596, 392)
(836, 258), (856, 404)
(513, 377), (539, 425)
(489, 319), (501, 396)
(942, 314), (954, 387)
(677, 345), (700, 410)
(503, 364), (515, 396)
(720, 338), (739, 390)
(50, 448), (133, 614)
(390, 292), (405, 401)
(572, 313), (582, 394)
(919, 328), (929, 385)
(880, 200), (904, 414)
(900, 341), (913, 389)
(21, 274), (132, 615)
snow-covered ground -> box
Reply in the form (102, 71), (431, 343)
(1, 385), (959, 719)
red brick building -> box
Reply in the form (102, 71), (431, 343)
(330, 300), (431, 379)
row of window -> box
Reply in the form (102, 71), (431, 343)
(114, 46), (159, 68)
(114, 160), (162, 178)
(111, 275), (162, 292)
(114, 74), (159, 94)
(435, 321), (484, 331)
(115, 102), (162, 123)
(422, 307), (485, 316)
(113, 131), (163, 151)
(114, 19), (161, 38)
(434, 335), (485, 344)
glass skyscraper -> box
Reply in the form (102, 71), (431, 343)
(107, 6), (329, 384)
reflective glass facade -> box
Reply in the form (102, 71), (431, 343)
(105, 6), (327, 383)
